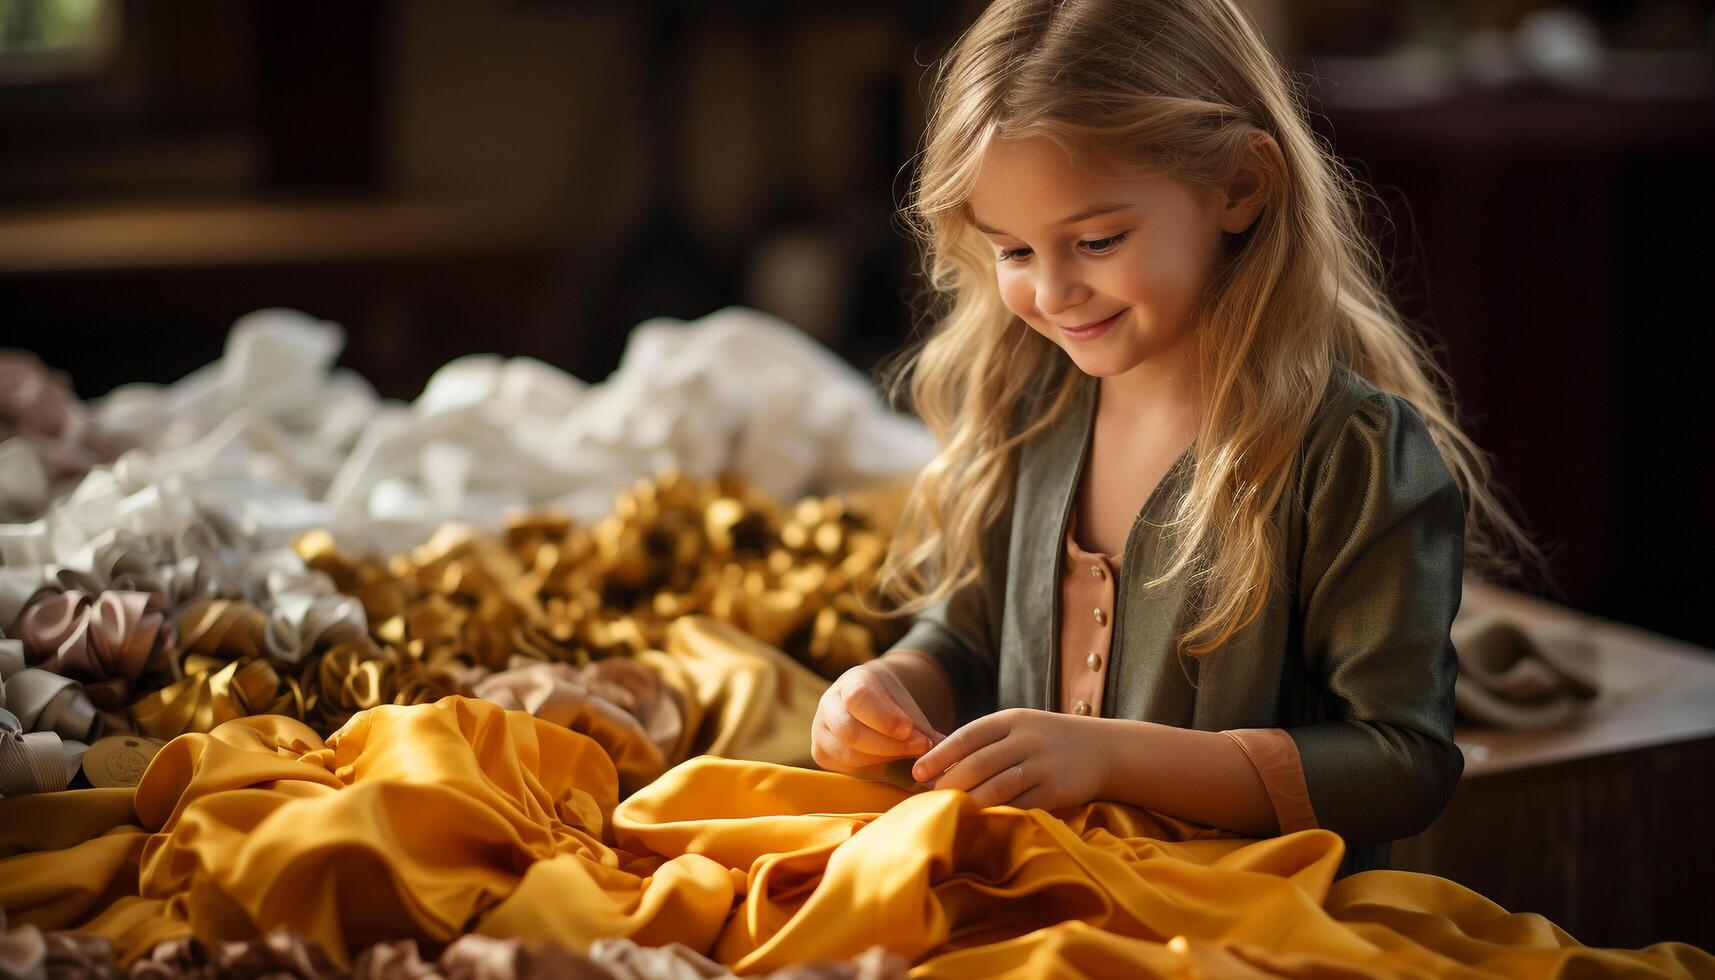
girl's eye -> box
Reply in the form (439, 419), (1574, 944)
(995, 232), (1129, 263)
(1081, 232), (1127, 253)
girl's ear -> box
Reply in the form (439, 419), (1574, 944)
(1216, 131), (1282, 235)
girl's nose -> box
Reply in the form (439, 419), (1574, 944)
(1034, 260), (1091, 317)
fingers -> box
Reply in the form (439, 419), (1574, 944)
(930, 734), (1029, 795)
(822, 698), (928, 758)
(810, 716), (896, 773)
(1000, 783), (1056, 812)
(810, 669), (937, 775)
(884, 684), (943, 746)
(966, 759), (1039, 809)
(874, 668), (943, 743)
(912, 711), (1009, 783)
(843, 679), (932, 743)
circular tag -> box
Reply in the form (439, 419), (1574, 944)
(82, 734), (168, 788)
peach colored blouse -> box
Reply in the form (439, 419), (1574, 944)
(1058, 508), (1320, 836)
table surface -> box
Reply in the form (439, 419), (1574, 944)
(1454, 579), (1715, 777)
(0, 199), (551, 274)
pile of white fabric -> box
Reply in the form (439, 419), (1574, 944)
(2, 305), (937, 564)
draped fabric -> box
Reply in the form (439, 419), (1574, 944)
(466, 617), (827, 795)
(4, 315), (1714, 977)
(2, 691), (1707, 979)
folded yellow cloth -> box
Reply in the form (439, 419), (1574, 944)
(1, 694), (1709, 978)
(636, 617), (825, 770)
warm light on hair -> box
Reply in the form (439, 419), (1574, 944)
(875, 0), (1541, 660)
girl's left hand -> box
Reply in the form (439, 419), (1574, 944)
(909, 707), (1110, 810)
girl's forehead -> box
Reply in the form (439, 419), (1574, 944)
(967, 137), (1187, 235)
(972, 136), (1105, 192)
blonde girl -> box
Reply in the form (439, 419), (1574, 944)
(810, 0), (1538, 875)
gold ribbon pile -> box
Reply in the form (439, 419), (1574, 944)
(129, 599), (468, 742)
(40, 470), (909, 746)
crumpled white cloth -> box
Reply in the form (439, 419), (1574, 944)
(0, 471), (347, 628)
(23, 304), (932, 555)
(316, 304), (935, 552)
(93, 307), (380, 503)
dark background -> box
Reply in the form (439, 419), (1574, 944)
(2, 0), (1712, 649)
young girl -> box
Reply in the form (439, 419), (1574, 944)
(810, 0), (1537, 876)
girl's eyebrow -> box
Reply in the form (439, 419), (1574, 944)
(970, 201), (1134, 237)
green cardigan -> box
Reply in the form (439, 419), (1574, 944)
(891, 361), (1467, 875)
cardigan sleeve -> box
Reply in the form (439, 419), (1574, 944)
(886, 489), (1015, 728)
(1287, 390), (1467, 848)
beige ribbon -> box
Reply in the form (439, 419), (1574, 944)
(12, 589), (176, 711)
(0, 634), (101, 797)
(474, 654), (684, 758)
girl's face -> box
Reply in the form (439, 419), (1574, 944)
(966, 135), (1254, 383)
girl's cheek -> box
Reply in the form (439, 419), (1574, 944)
(997, 275), (1036, 325)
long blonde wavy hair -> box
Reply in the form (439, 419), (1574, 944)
(875, 0), (1542, 659)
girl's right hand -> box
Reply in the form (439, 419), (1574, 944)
(811, 660), (944, 775)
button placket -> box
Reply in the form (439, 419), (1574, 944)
(1063, 529), (1117, 720)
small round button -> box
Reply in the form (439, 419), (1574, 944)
(1086, 651), (1101, 671)
(1090, 564), (1105, 580)
(1073, 699), (1091, 715)
(1093, 607), (1106, 625)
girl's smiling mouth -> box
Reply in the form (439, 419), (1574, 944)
(1058, 309), (1124, 341)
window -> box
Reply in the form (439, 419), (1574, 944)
(0, 0), (119, 83)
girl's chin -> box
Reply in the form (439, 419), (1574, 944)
(1060, 346), (1141, 379)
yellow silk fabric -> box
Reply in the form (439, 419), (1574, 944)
(637, 617), (825, 770)
(466, 616), (826, 796)
(3, 692), (1709, 978)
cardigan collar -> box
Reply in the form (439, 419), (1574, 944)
(1015, 374), (1097, 709)
(1017, 371), (1199, 708)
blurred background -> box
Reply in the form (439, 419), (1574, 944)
(1, 0), (1711, 647)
